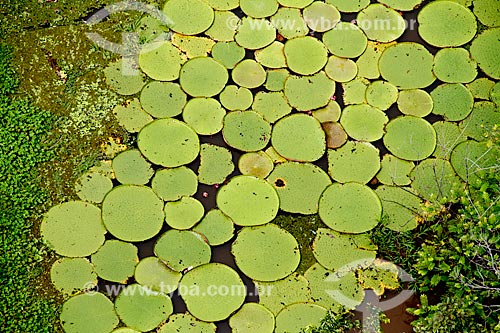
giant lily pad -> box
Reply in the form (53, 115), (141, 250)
(271, 8), (308, 39)
(366, 81), (398, 111)
(470, 28), (500, 79)
(467, 78), (496, 100)
(60, 293), (118, 333)
(328, 141), (380, 184)
(232, 59), (267, 89)
(356, 41), (395, 79)
(75, 172), (113, 204)
(431, 83), (474, 121)
(229, 303), (275, 333)
(410, 158), (462, 201)
(141, 81), (186, 118)
(267, 162), (331, 214)
(376, 154), (415, 186)
(206, 11), (239, 41)
(323, 22), (368, 58)
(433, 48), (477, 83)
(102, 185), (164, 242)
(158, 313), (216, 333)
(375, 186), (421, 232)
(193, 209), (235, 246)
(239, 151), (274, 178)
(284, 36), (328, 75)
(235, 17), (276, 49)
(325, 56), (358, 83)
(179, 57), (228, 97)
(432, 121), (467, 159)
(265, 69), (290, 91)
(342, 78), (369, 105)
(41, 201), (106, 257)
(255, 41), (287, 69)
(339, 104), (388, 141)
(397, 89), (433, 117)
(319, 183), (381, 234)
(151, 166), (198, 201)
(217, 175), (279, 226)
(137, 118), (200, 167)
(165, 197), (204, 230)
(252, 92), (291, 124)
(220, 85), (254, 111)
(91, 240), (138, 283)
(223, 111), (271, 152)
(179, 263), (245, 321)
(163, 0), (214, 35)
(50, 258), (97, 296)
(154, 230), (211, 272)
(182, 98), (226, 135)
(473, 0), (500, 27)
(113, 99), (153, 133)
(272, 114), (326, 162)
(198, 144), (234, 185)
(357, 4), (405, 42)
(112, 149), (154, 185)
(303, 1), (340, 32)
(275, 303), (327, 333)
(284, 72), (335, 111)
(232, 224), (300, 281)
(139, 41), (186, 81)
(104, 59), (146, 95)
(134, 257), (182, 294)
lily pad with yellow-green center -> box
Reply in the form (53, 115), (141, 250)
(397, 89), (433, 117)
(284, 72), (335, 111)
(220, 85), (254, 111)
(179, 264), (245, 321)
(470, 27), (500, 79)
(229, 303), (275, 333)
(137, 118), (200, 167)
(232, 59), (267, 89)
(431, 83), (474, 121)
(375, 186), (421, 232)
(473, 0), (500, 27)
(154, 230), (211, 272)
(182, 98), (226, 135)
(365, 80), (398, 111)
(179, 57), (228, 97)
(376, 154), (415, 186)
(410, 158), (462, 201)
(328, 141), (380, 184)
(272, 113), (326, 162)
(140, 81), (187, 118)
(432, 121), (467, 160)
(104, 59), (146, 95)
(325, 56), (358, 83)
(459, 101), (500, 141)
(112, 149), (154, 185)
(252, 91), (291, 124)
(232, 223), (300, 281)
(239, 151), (274, 178)
(75, 172), (112, 204)
(113, 98), (153, 133)
(41, 201), (106, 257)
(379, 42), (435, 89)
(151, 166), (198, 202)
(323, 22), (368, 58)
(303, 1), (340, 32)
(223, 111), (271, 152)
(271, 8), (309, 39)
(235, 17), (276, 50)
(217, 175), (279, 226)
(326, 0), (369, 12)
(102, 185), (164, 242)
(165, 197), (205, 230)
(319, 183), (382, 233)
(383, 116), (436, 161)
(211, 41), (245, 69)
(357, 4), (405, 42)
(284, 36), (328, 75)
(240, 0), (279, 18)
(158, 313), (217, 333)
(255, 41), (286, 69)
(198, 143), (234, 185)
(50, 258), (97, 296)
(162, 0), (214, 35)
(205, 11), (239, 41)
(450, 140), (500, 184)
(340, 104), (388, 142)
(134, 257), (182, 294)
(192, 209), (235, 246)
(275, 303), (327, 333)
(433, 47), (477, 83)
(267, 162), (331, 214)
(342, 77), (369, 105)
(91, 240), (138, 283)
(139, 41), (186, 81)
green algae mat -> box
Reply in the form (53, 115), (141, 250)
(39, 0), (500, 332)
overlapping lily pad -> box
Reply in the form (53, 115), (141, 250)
(50, 258), (97, 296)
(75, 172), (112, 204)
(431, 83), (474, 121)
(113, 99), (153, 133)
(113, 149), (154, 185)
(410, 158), (462, 201)
(284, 72), (335, 111)
(239, 151), (274, 178)
(134, 257), (182, 294)
(366, 81), (398, 111)
(139, 41), (186, 81)
(91, 240), (138, 283)
(198, 144), (234, 185)
(104, 59), (146, 95)
(229, 303), (275, 333)
(340, 104), (388, 141)
(274, 303), (327, 333)
(450, 140), (500, 184)
(470, 28), (500, 79)
(376, 186), (421, 232)
(327, 141), (380, 184)
(252, 92), (292, 124)
(165, 197), (205, 230)
(459, 101), (500, 141)
(223, 111), (271, 152)
(377, 154), (415, 186)
(140, 81), (187, 118)
(192, 209), (235, 246)
(235, 17), (276, 49)
(432, 121), (467, 159)
(232, 59), (267, 89)
(303, 1), (340, 32)
(151, 166), (198, 201)
(211, 42), (245, 69)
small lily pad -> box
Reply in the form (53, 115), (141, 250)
(163, 0), (214, 35)
(342, 78), (369, 105)
(91, 240), (138, 283)
(113, 149), (154, 185)
(179, 57), (228, 97)
(340, 104), (388, 142)
(240, 0), (279, 18)
(377, 154), (415, 186)
(232, 59), (267, 89)
(158, 313), (217, 333)
(284, 36), (328, 75)
(235, 17), (276, 49)
(165, 197), (205, 230)
(139, 41), (186, 81)
(223, 111), (271, 152)
(229, 303), (275, 333)
(397, 89), (433, 117)
(470, 27), (500, 79)
(323, 22), (368, 58)
(375, 186), (421, 232)
(220, 85), (254, 111)
(271, 8), (308, 39)
(134, 257), (182, 294)
(255, 41), (286, 69)
(431, 83), (474, 121)
(104, 59), (146, 95)
(232, 224), (300, 281)
(284, 72), (335, 111)
(467, 78), (495, 100)
(75, 172), (113, 204)
(151, 166), (198, 201)
(211, 42), (245, 69)
(357, 4), (405, 42)
(325, 56), (358, 83)
(410, 158), (462, 201)
(239, 151), (274, 178)
(252, 91), (291, 124)
(328, 141), (380, 184)
(366, 81), (398, 111)
(275, 303), (327, 333)
(303, 1), (340, 32)
(265, 69), (290, 91)
(205, 11), (239, 41)
(192, 209), (235, 246)
(433, 47), (477, 83)
(50, 258), (97, 296)
(198, 144), (234, 185)
(140, 81), (187, 118)
(113, 98), (153, 133)
(356, 41), (395, 79)
(314, 101), (341, 123)
(182, 98), (226, 135)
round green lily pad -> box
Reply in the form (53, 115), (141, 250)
(179, 57), (228, 97)
(267, 162), (331, 214)
(255, 273), (309, 315)
(252, 92), (291, 124)
(41, 201), (106, 257)
(152, 166), (198, 201)
(323, 122), (348, 148)
(377, 0), (423, 11)
(376, 186), (421, 232)
(366, 81), (398, 111)
(240, 0), (279, 18)
(433, 47), (477, 83)
(91, 240), (138, 283)
(470, 28), (500, 79)
(383, 116), (436, 161)
(232, 59), (267, 89)
(255, 41), (286, 69)
(198, 143), (234, 185)
(113, 98), (153, 133)
(102, 185), (164, 242)
(163, 0), (214, 35)
(165, 197), (205, 230)
(239, 151), (274, 178)
(235, 17), (276, 49)
(272, 114), (326, 162)
(450, 140), (500, 184)
(379, 42), (435, 89)
(179, 263), (245, 322)
(113, 149), (153, 185)
(410, 158), (462, 201)
(134, 257), (182, 294)
(284, 71), (335, 111)
(232, 224), (300, 281)
(431, 83), (474, 121)
(158, 313), (217, 333)
(75, 172), (112, 204)
(205, 11), (239, 41)
(182, 98), (226, 135)
(193, 209), (235, 246)
(305, 263), (364, 310)
(212, 42), (245, 69)
(275, 303), (327, 333)
(303, 1), (340, 32)
(284, 37), (328, 75)
(229, 303), (275, 333)
(140, 81), (186, 118)
(278, 0), (313, 8)
(223, 111), (271, 152)
(473, 0), (500, 27)
(137, 118), (200, 167)
(220, 85), (253, 111)
(154, 230), (211, 272)
(115, 284), (173, 331)
(323, 22), (368, 58)
(271, 8), (308, 39)
(328, 141), (380, 184)
(319, 183), (381, 233)
(325, 56), (358, 83)
(459, 101), (500, 141)
(432, 121), (467, 159)
(397, 89), (433, 117)
(377, 154), (415, 186)
(418, 1), (476, 47)
(340, 104), (388, 142)
(50, 258), (97, 296)
(357, 4), (405, 42)
(104, 59), (146, 96)
(356, 40), (394, 80)
(139, 41), (186, 81)
(467, 78), (496, 100)
(326, 0), (370, 12)
(217, 175), (279, 226)
(60, 293), (118, 333)
(265, 69), (290, 91)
